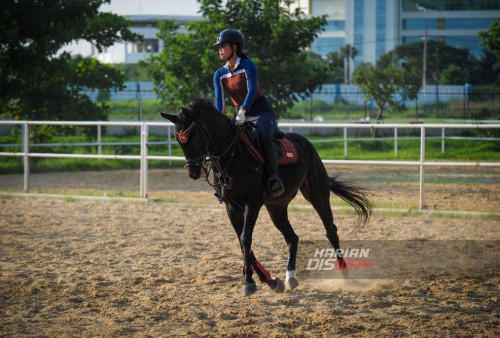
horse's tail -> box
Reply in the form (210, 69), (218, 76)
(329, 174), (372, 228)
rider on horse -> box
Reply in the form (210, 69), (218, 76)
(213, 29), (285, 197)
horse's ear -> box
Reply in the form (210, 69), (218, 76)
(160, 112), (178, 123)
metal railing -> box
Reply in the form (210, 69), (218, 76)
(1, 120), (499, 210)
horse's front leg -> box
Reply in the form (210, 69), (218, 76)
(240, 202), (261, 296)
(226, 202), (284, 295)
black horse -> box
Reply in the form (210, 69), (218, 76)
(161, 98), (371, 296)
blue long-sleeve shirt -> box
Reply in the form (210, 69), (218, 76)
(213, 57), (263, 115)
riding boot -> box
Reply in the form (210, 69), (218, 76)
(274, 126), (284, 139)
(264, 144), (285, 197)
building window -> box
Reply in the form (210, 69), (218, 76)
(403, 19), (438, 30)
(403, 35), (440, 44)
(445, 36), (483, 56)
(376, 0), (386, 60)
(131, 21), (157, 28)
(311, 38), (346, 56)
(437, 18), (445, 30)
(404, 18), (495, 31)
(127, 39), (159, 53)
(445, 18), (495, 29)
(402, 36), (421, 44)
(325, 20), (346, 31)
(402, 0), (500, 11)
(354, 0), (364, 66)
(403, 36), (484, 56)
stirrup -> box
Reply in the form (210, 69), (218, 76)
(268, 175), (284, 197)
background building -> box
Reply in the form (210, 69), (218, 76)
(80, 1), (499, 69)
(294, 0), (499, 71)
(90, 15), (200, 64)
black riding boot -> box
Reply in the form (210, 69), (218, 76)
(264, 144), (285, 197)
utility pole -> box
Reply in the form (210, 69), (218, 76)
(422, 27), (427, 86)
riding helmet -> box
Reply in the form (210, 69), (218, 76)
(213, 29), (245, 50)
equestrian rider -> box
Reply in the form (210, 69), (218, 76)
(213, 29), (285, 197)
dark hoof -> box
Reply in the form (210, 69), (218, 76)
(243, 282), (257, 296)
(271, 278), (285, 293)
(285, 277), (299, 290)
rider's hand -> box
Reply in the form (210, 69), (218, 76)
(235, 109), (246, 126)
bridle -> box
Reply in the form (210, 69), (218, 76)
(175, 119), (242, 191)
(174, 120), (205, 166)
(174, 120), (198, 145)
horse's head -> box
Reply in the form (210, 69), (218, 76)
(161, 107), (206, 180)
(162, 98), (235, 180)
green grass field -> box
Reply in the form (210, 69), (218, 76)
(105, 98), (499, 122)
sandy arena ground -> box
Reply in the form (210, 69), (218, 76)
(0, 165), (499, 336)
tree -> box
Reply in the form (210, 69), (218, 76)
(113, 63), (153, 82)
(378, 40), (471, 85)
(468, 50), (500, 85)
(353, 63), (421, 122)
(0, 0), (142, 122)
(324, 51), (344, 83)
(143, 0), (329, 117)
(478, 18), (500, 85)
(440, 64), (466, 84)
(339, 44), (358, 84)
(479, 18), (500, 57)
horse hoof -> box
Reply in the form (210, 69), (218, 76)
(285, 278), (300, 290)
(243, 282), (257, 296)
(271, 278), (285, 293)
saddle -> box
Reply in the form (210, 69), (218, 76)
(240, 124), (299, 165)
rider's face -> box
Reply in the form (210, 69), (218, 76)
(218, 43), (234, 60)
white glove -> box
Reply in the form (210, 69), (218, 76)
(235, 109), (246, 125)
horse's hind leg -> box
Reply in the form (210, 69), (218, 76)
(300, 174), (348, 276)
(265, 203), (300, 290)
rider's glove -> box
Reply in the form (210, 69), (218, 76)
(235, 109), (246, 126)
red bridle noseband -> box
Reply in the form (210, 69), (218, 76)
(174, 121), (198, 144)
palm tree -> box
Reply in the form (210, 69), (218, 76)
(340, 44), (358, 83)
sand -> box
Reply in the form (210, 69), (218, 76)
(0, 166), (499, 336)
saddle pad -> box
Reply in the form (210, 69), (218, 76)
(241, 130), (298, 165)
(277, 137), (299, 165)
(241, 130), (265, 164)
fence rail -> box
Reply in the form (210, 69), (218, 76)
(0, 120), (499, 210)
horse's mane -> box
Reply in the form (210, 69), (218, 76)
(185, 98), (232, 126)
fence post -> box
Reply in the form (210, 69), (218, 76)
(441, 128), (445, 153)
(394, 127), (398, 157)
(343, 127), (348, 158)
(419, 126), (426, 210)
(97, 124), (102, 156)
(23, 123), (30, 193)
(140, 123), (148, 198)
(144, 124), (149, 198)
(167, 125), (172, 166)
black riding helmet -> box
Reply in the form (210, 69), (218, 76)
(213, 29), (245, 50)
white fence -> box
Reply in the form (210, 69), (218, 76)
(0, 120), (499, 210)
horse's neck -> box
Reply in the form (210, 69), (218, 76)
(204, 116), (235, 155)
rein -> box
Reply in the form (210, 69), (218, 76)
(204, 126), (242, 189)
(179, 118), (262, 210)
(178, 118), (241, 187)
(194, 121), (245, 208)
